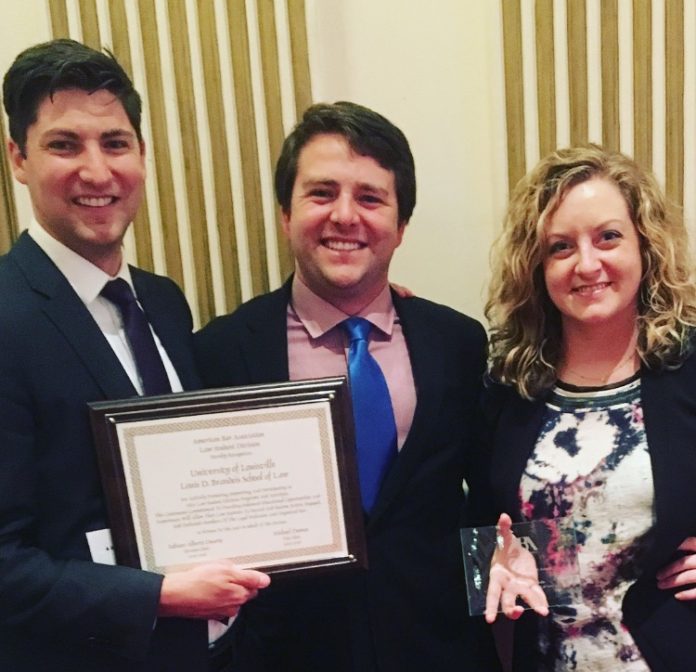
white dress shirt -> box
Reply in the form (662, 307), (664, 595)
(28, 221), (183, 394)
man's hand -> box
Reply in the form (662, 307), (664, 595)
(158, 560), (271, 619)
(389, 281), (414, 298)
(657, 537), (696, 600)
(484, 513), (549, 624)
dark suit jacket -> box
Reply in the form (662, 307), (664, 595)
(0, 232), (208, 671)
(194, 280), (500, 672)
(482, 351), (696, 672)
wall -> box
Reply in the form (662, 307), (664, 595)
(305, 0), (508, 322)
(1, 1), (692, 326)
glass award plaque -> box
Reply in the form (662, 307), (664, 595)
(460, 518), (581, 616)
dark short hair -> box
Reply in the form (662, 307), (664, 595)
(3, 38), (142, 155)
(275, 101), (416, 222)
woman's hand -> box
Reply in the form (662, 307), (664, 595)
(656, 537), (696, 600)
(484, 513), (550, 623)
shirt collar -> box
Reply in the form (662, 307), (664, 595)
(28, 220), (133, 304)
(290, 275), (395, 339)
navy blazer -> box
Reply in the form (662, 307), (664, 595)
(195, 280), (499, 672)
(482, 352), (696, 671)
(0, 232), (207, 671)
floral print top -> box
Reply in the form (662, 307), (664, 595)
(520, 376), (654, 671)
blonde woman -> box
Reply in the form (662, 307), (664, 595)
(481, 145), (696, 671)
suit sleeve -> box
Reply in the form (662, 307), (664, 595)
(464, 376), (509, 526)
(194, 314), (250, 387)
(0, 319), (164, 661)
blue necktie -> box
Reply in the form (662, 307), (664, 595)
(342, 317), (397, 513)
(101, 278), (172, 396)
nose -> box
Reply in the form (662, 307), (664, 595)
(329, 193), (359, 226)
(78, 145), (112, 186)
(575, 242), (601, 276)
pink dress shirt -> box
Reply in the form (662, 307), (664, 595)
(287, 277), (416, 450)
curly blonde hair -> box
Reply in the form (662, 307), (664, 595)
(486, 144), (696, 399)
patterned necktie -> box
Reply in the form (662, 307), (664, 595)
(342, 317), (398, 513)
(101, 278), (172, 395)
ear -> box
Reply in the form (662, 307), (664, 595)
(138, 140), (146, 177)
(7, 139), (28, 185)
(396, 220), (408, 246)
(280, 208), (291, 237)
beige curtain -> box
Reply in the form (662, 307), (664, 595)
(501, 0), (685, 210)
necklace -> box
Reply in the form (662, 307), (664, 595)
(561, 348), (639, 385)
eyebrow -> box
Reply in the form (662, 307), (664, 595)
(41, 128), (136, 141)
(300, 178), (390, 196)
(300, 178), (338, 189)
(101, 129), (137, 139)
(546, 218), (630, 236)
(356, 182), (389, 196)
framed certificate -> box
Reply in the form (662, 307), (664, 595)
(89, 377), (367, 579)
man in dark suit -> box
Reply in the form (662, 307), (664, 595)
(0, 39), (268, 671)
(195, 102), (500, 671)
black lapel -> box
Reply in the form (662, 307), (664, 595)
(640, 360), (696, 571)
(367, 293), (446, 525)
(489, 389), (547, 518)
(10, 232), (137, 399)
(240, 281), (292, 383)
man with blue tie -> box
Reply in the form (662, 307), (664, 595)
(195, 102), (500, 671)
(0, 39), (268, 671)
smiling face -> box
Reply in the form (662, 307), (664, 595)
(282, 133), (405, 313)
(543, 177), (642, 337)
(8, 87), (145, 275)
